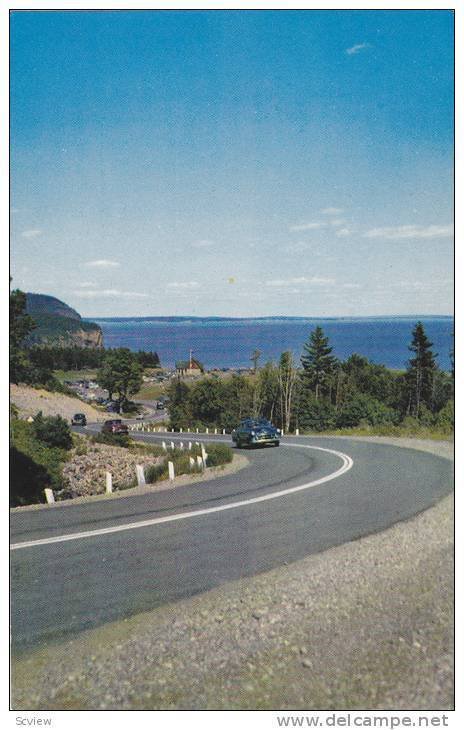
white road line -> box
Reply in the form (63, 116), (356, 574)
(10, 444), (353, 551)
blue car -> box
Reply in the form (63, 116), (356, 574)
(232, 418), (281, 448)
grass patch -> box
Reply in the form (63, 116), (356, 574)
(304, 424), (453, 440)
(205, 442), (233, 467)
(129, 442), (165, 457)
(89, 432), (132, 448)
(135, 382), (166, 400)
(53, 369), (99, 383)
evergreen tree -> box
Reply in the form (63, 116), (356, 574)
(10, 286), (36, 383)
(300, 326), (337, 400)
(406, 322), (437, 417)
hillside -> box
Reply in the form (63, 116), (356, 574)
(26, 293), (81, 321)
(25, 293), (103, 348)
(10, 384), (107, 422)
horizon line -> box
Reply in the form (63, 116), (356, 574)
(85, 313), (454, 321)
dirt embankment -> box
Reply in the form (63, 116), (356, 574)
(10, 384), (107, 423)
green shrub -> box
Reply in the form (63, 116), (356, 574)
(73, 439), (88, 456)
(400, 416), (422, 434)
(417, 404), (434, 426)
(129, 442), (165, 457)
(205, 443), (233, 467)
(170, 451), (197, 476)
(90, 432), (131, 448)
(336, 394), (397, 429)
(10, 419), (70, 505)
(145, 463), (168, 483)
(299, 398), (336, 432)
(10, 447), (52, 506)
(32, 411), (73, 450)
(435, 400), (454, 431)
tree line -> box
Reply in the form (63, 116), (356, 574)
(168, 323), (454, 433)
(27, 344), (160, 373)
(10, 285), (160, 386)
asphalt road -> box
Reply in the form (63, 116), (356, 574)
(10, 432), (452, 653)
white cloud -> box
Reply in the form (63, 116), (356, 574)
(76, 281), (96, 288)
(83, 259), (121, 268)
(321, 207), (344, 215)
(266, 276), (335, 287)
(342, 283), (362, 289)
(73, 289), (150, 299)
(166, 281), (200, 290)
(192, 239), (215, 248)
(289, 222), (325, 232)
(346, 43), (371, 56)
(336, 228), (351, 237)
(363, 224), (453, 240)
(330, 219), (346, 227)
(21, 229), (42, 238)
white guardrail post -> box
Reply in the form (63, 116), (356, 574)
(201, 445), (208, 467)
(189, 456), (195, 469)
(136, 464), (146, 487)
(44, 488), (55, 504)
(196, 455), (204, 470)
(105, 472), (113, 494)
(168, 461), (175, 481)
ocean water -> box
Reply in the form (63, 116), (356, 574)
(89, 317), (454, 372)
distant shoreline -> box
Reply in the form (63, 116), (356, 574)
(86, 314), (454, 323)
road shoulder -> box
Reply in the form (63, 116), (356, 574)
(12, 438), (454, 710)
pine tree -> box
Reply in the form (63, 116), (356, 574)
(406, 322), (437, 417)
(301, 326), (337, 401)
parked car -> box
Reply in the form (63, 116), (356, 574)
(232, 418), (280, 448)
(106, 401), (120, 413)
(101, 419), (129, 435)
(71, 413), (87, 426)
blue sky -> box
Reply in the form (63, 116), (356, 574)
(10, 10), (454, 317)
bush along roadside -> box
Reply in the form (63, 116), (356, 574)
(10, 414), (73, 506)
(145, 442), (233, 484)
(10, 421), (235, 505)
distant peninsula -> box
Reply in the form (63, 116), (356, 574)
(26, 293), (103, 348)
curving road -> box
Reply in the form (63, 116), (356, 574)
(10, 431), (452, 653)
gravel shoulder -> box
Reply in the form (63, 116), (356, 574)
(11, 438), (454, 711)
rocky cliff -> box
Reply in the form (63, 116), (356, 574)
(25, 294), (103, 349)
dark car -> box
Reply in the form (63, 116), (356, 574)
(71, 413), (87, 426)
(101, 419), (129, 435)
(106, 401), (120, 413)
(232, 418), (280, 448)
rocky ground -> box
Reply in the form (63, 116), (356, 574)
(10, 384), (107, 423)
(11, 438), (454, 711)
(61, 442), (163, 498)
